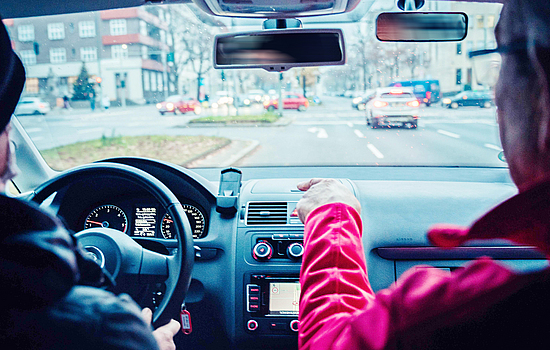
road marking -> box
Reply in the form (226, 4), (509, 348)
(367, 144), (384, 159)
(317, 128), (328, 138)
(354, 129), (365, 138)
(437, 129), (460, 139)
(347, 122), (354, 127)
(77, 127), (103, 134)
(25, 128), (42, 133)
(307, 127), (318, 133)
(296, 120), (364, 126)
(484, 143), (503, 151)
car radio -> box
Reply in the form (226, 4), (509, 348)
(245, 274), (300, 334)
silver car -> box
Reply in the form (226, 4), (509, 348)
(366, 87), (420, 129)
(14, 97), (51, 115)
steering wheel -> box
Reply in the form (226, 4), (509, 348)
(29, 162), (194, 327)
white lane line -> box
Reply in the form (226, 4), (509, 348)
(317, 128), (328, 138)
(437, 129), (460, 139)
(347, 122), (354, 127)
(484, 143), (503, 151)
(25, 128), (42, 133)
(77, 127), (103, 134)
(307, 127), (318, 133)
(354, 129), (365, 138)
(367, 144), (384, 159)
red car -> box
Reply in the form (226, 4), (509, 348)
(156, 95), (202, 115)
(263, 92), (309, 112)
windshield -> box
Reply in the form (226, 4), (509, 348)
(7, 1), (504, 170)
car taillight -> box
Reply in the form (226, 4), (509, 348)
(38, 103), (45, 108)
(166, 103), (174, 110)
(373, 100), (388, 108)
(390, 89), (403, 95)
(407, 100), (420, 107)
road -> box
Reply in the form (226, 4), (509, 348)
(16, 96), (505, 168)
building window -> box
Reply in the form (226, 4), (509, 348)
(150, 71), (157, 92)
(466, 41), (473, 54)
(25, 78), (39, 93)
(50, 48), (67, 63)
(79, 21), (96, 38)
(157, 72), (163, 91)
(476, 15), (484, 29)
(48, 23), (65, 40)
(167, 33), (173, 47)
(456, 43), (462, 55)
(18, 24), (34, 42)
(80, 47), (97, 62)
(141, 46), (148, 59)
(456, 68), (462, 85)
(19, 50), (36, 65)
(143, 70), (150, 91)
(487, 15), (495, 28)
(160, 30), (166, 44)
(110, 19), (127, 36)
(140, 20), (148, 36)
(111, 45), (128, 59)
(477, 40), (485, 50)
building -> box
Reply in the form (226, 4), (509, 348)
(3, 6), (176, 106)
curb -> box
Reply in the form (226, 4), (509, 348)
(185, 139), (260, 168)
(183, 116), (295, 128)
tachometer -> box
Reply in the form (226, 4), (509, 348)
(84, 204), (128, 233)
(161, 204), (205, 239)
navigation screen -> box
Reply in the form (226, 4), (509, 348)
(269, 282), (301, 316)
(133, 207), (157, 237)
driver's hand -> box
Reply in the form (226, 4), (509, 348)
(142, 307), (180, 350)
(296, 178), (361, 223)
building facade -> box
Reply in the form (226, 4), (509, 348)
(3, 6), (175, 106)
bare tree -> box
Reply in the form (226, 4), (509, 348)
(169, 5), (220, 100)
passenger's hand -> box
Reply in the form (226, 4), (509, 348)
(142, 307), (180, 350)
(296, 178), (361, 223)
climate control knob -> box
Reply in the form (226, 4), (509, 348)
(287, 242), (304, 259)
(253, 241), (273, 260)
(247, 319), (259, 331)
(290, 320), (299, 332)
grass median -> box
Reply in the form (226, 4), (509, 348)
(41, 135), (231, 171)
(188, 112), (279, 124)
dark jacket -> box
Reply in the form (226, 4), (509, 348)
(299, 181), (550, 350)
(0, 195), (159, 349)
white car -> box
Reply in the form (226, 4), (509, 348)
(366, 87), (421, 129)
(14, 97), (51, 115)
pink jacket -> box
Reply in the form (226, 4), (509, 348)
(298, 182), (550, 350)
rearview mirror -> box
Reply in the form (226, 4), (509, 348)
(214, 29), (345, 72)
(376, 12), (468, 42)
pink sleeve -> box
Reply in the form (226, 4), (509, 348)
(298, 203), (516, 350)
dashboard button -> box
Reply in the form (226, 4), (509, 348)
(270, 322), (286, 331)
(247, 320), (258, 331)
(290, 320), (299, 332)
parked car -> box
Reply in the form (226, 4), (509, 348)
(14, 97), (51, 115)
(441, 91), (494, 109)
(156, 95), (202, 115)
(352, 90), (376, 110)
(366, 87), (420, 128)
(211, 91), (234, 108)
(389, 80), (441, 106)
(263, 92), (309, 112)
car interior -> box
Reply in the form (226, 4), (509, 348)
(2, 0), (545, 349)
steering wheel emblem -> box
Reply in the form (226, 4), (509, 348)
(84, 246), (105, 268)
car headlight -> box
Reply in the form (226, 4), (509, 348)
(442, 98), (452, 104)
(212, 103), (219, 108)
(244, 99), (250, 105)
(353, 97), (362, 103)
(166, 103), (174, 110)
(156, 103), (162, 109)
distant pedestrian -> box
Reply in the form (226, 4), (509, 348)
(62, 95), (70, 109)
(90, 90), (96, 111)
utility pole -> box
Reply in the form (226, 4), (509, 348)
(95, 11), (103, 111)
(278, 72), (284, 116)
(162, 47), (168, 100)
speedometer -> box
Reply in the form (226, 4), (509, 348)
(161, 204), (205, 239)
(84, 204), (128, 233)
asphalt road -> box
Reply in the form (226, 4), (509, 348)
(16, 95), (505, 168)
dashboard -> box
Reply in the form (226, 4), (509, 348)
(47, 158), (549, 350)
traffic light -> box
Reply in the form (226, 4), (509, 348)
(95, 77), (102, 84)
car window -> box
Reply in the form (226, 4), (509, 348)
(10, 1), (504, 170)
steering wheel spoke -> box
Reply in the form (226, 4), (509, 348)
(139, 248), (169, 284)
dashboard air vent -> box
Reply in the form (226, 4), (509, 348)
(247, 202), (288, 225)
